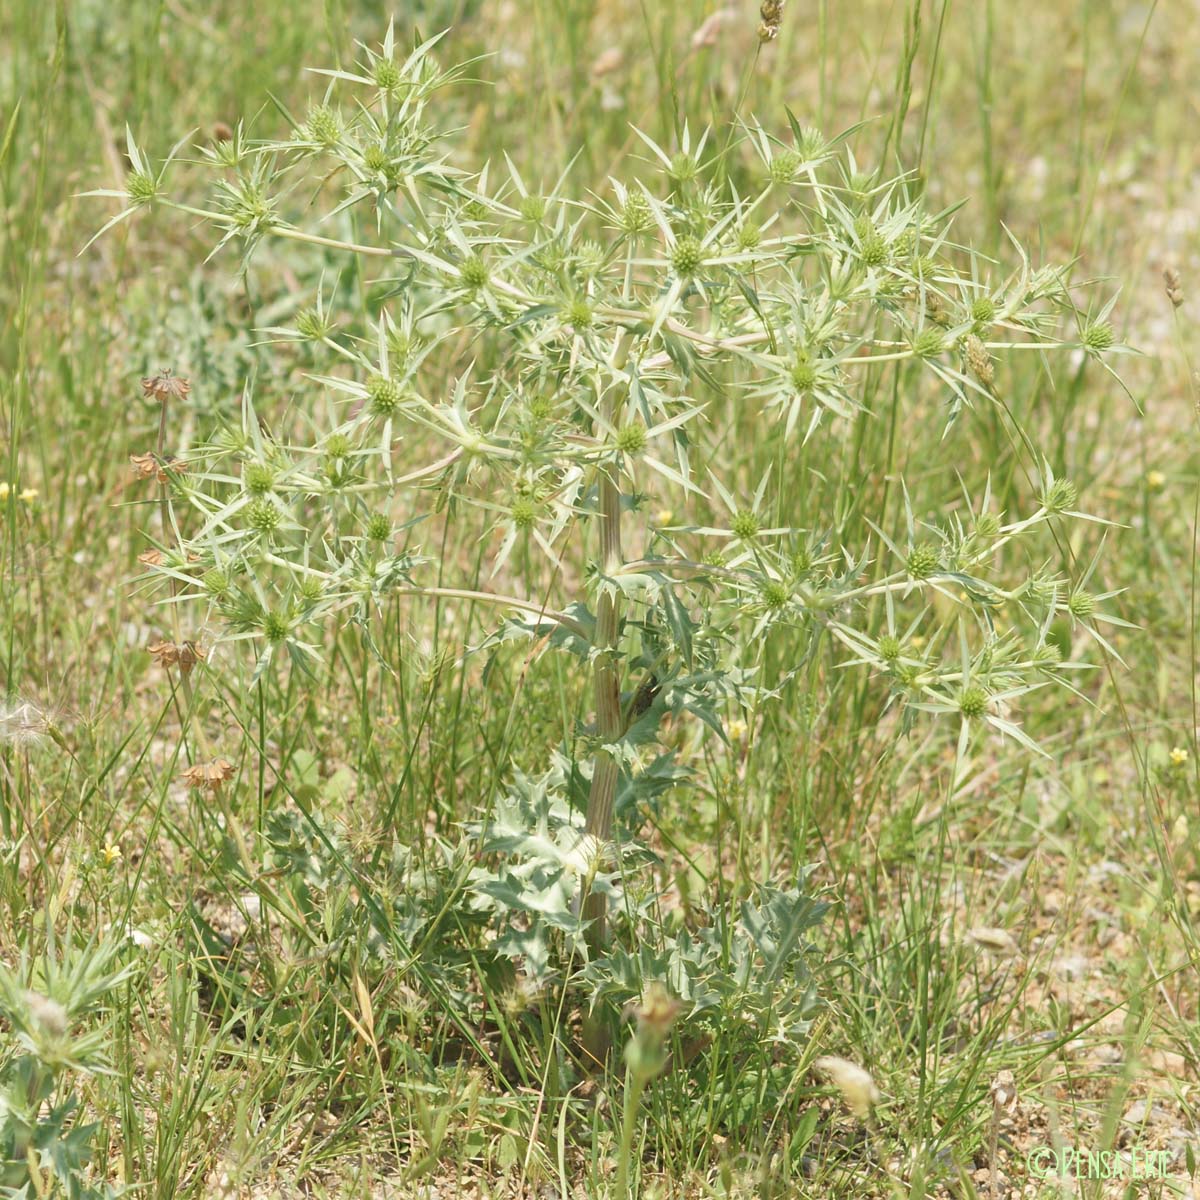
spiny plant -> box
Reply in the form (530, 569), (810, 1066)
(88, 25), (1127, 1037)
(0, 936), (134, 1199)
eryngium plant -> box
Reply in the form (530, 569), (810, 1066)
(0, 939), (133, 1199)
(89, 28), (1126, 952)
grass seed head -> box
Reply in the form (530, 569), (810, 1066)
(758, 0), (785, 41)
(813, 1056), (880, 1120)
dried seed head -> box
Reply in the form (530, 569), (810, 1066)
(177, 641), (206, 675)
(149, 639), (207, 675)
(141, 369), (191, 404)
(130, 453), (186, 483)
(991, 1070), (1018, 1113)
(1164, 266), (1184, 309)
(965, 334), (994, 387)
(813, 1056), (880, 1120)
(758, 0), (785, 42)
(147, 640), (179, 668)
(138, 549), (164, 567)
(180, 759), (236, 795)
(499, 974), (542, 1017)
(0, 701), (50, 747)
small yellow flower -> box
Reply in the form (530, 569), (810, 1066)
(0, 482), (9, 499)
(102, 842), (121, 866)
(1169, 746), (1189, 768)
(727, 718), (748, 743)
(1147, 470), (1166, 492)
(18, 488), (37, 504)
(655, 508), (675, 527)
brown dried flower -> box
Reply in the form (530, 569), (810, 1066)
(131, 453), (187, 483)
(142, 370), (191, 404)
(138, 550), (164, 567)
(177, 640), (206, 675)
(180, 759), (235, 795)
(148, 639), (207, 675)
(147, 640), (180, 668)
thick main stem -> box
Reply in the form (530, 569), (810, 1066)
(582, 465), (624, 954)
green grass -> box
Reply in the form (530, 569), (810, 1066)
(1, 1), (1199, 1197)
